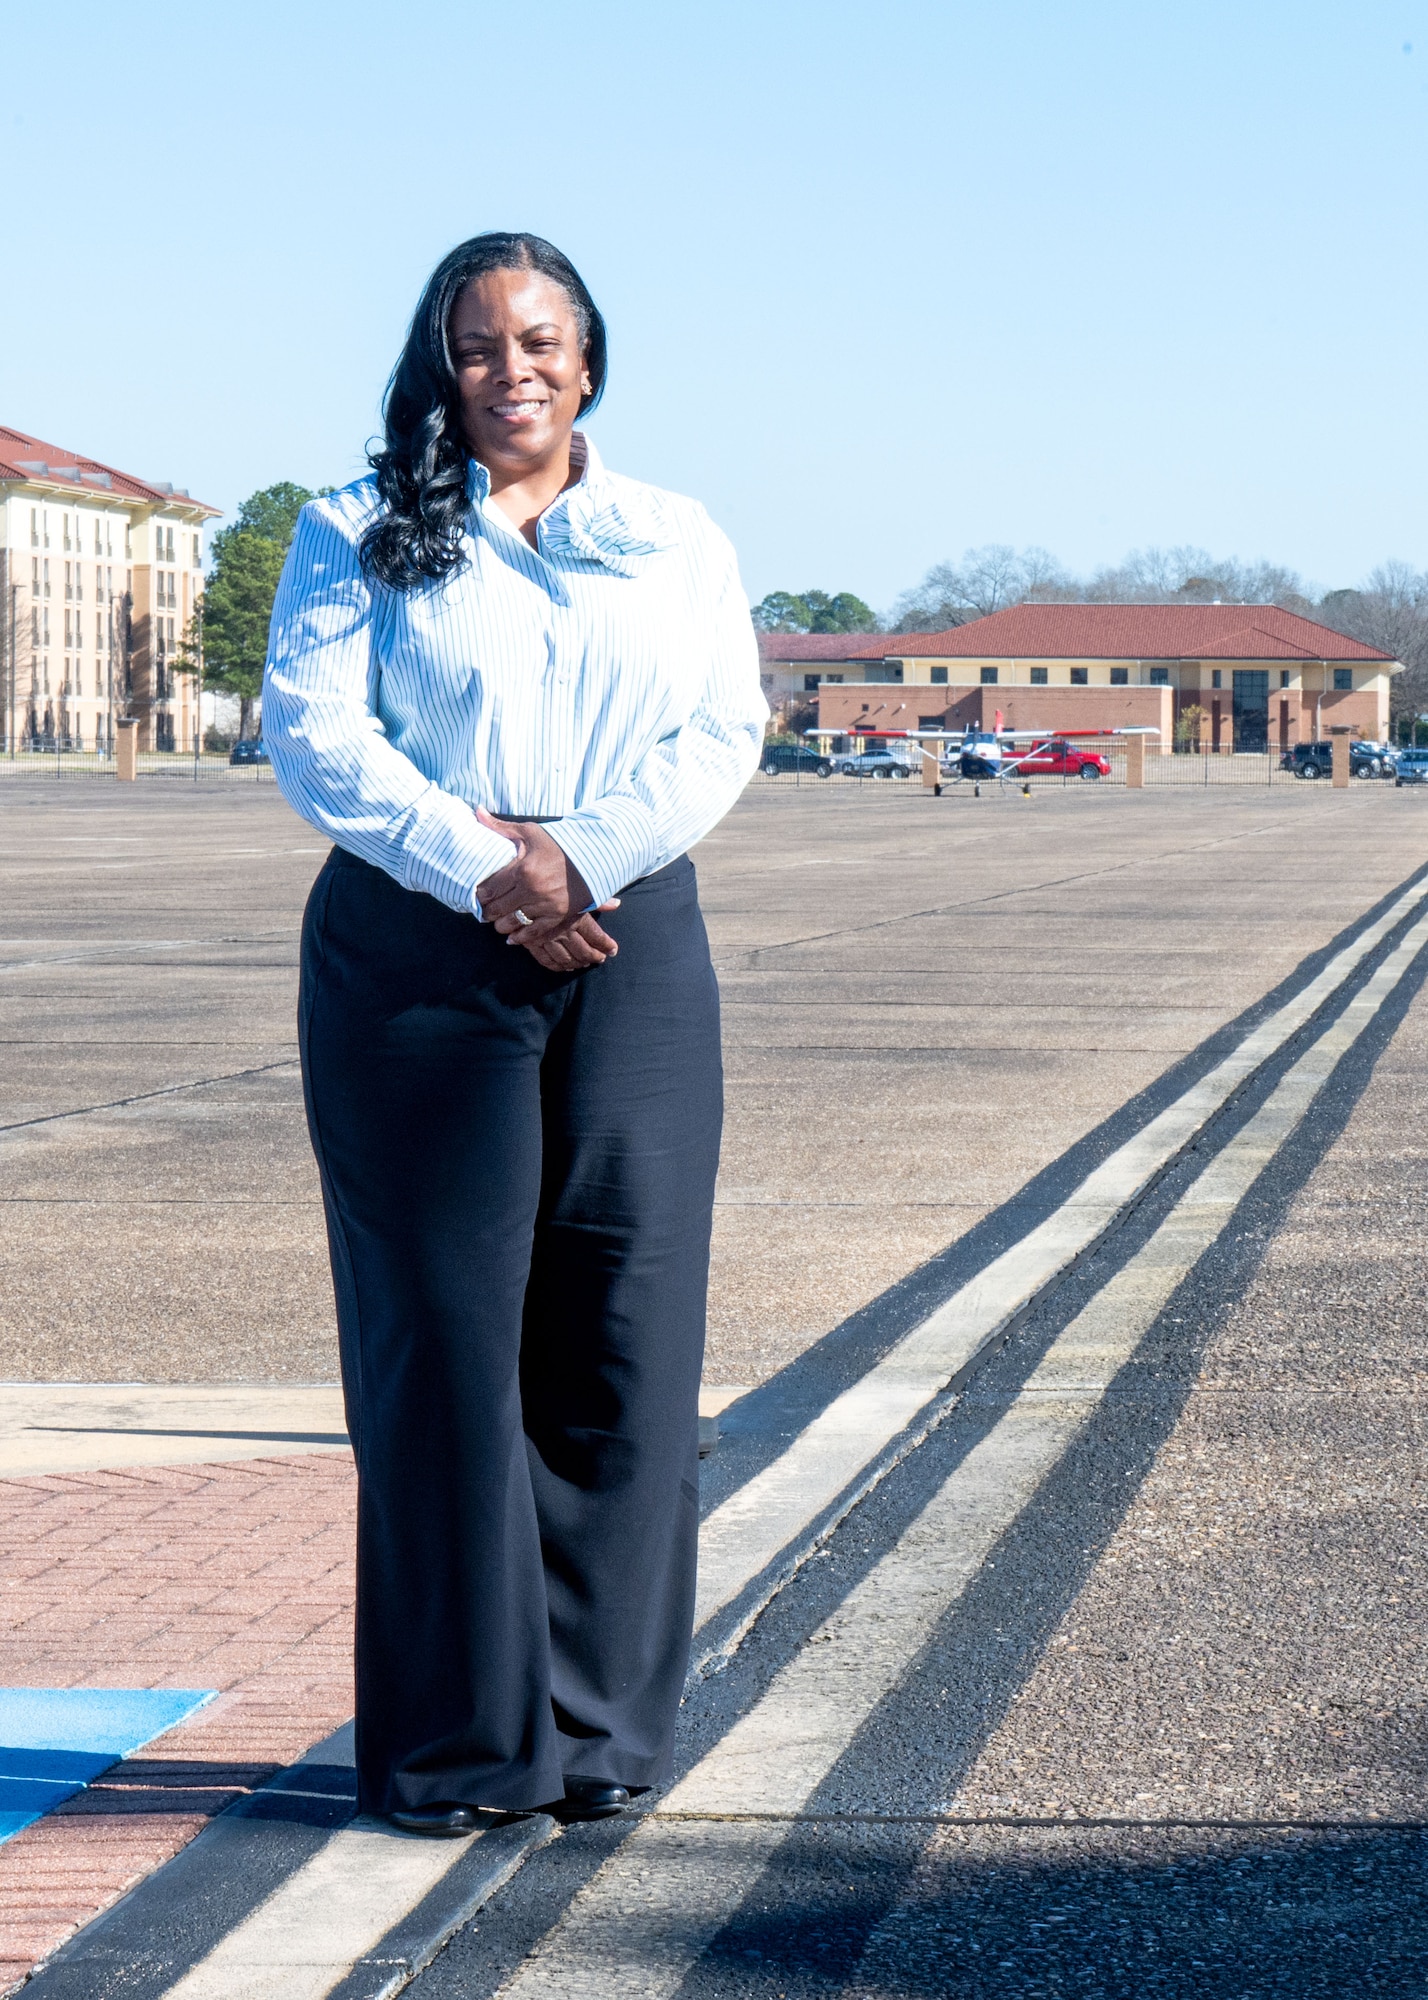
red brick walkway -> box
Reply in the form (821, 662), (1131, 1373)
(0, 1454), (356, 1993)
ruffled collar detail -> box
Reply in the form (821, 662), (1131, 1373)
(466, 434), (674, 577)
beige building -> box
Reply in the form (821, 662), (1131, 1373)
(0, 426), (220, 754)
(761, 604), (1398, 752)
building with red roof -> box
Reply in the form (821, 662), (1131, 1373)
(0, 427), (221, 754)
(758, 604), (1398, 753)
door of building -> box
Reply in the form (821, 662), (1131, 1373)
(1232, 670), (1269, 753)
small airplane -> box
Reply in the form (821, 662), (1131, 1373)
(804, 716), (1159, 794)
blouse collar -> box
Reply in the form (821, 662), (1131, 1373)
(465, 432), (673, 576)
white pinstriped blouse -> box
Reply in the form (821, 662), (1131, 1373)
(262, 435), (766, 912)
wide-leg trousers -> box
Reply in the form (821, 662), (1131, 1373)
(298, 848), (722, 1815)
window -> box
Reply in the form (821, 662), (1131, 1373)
(96, 613), (103, 648)
(64, 562), (72, 600)
(1211, 669), (1222, 689)
(94, 520), (102, 554)
(42, 560), (50, 598)
(918, 714), (945, 728)
(75, 567), (82, 602)
(31, 557), (38, 592)
(1149, 666), (1169, 685)
(193, 534), (201, 567)
(1030, 666), (1048, 686)
(64, 610), (72, 648)
(823, 673), (843, 683)
(30, 509), (37, 548)
(1334, 667), (1352, 691)
(1110, 667), (1129, 686)
(31, 609), (38, 644)
(804, 674), (820, 692)
(43, 512), (49, 548)
(125, 526), (132, 557)
(1280, 670), (1290, 688)
(930, 666), (948, 685)
(166, 526), (175, 561)
(980, 666), (999, 685)
(1070, 667), (1088, 685)
(63, 515), (71, 551)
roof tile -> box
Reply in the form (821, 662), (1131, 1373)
(0, 426), (219, 516)
(881, 602), (1393, 663)
(759, 604), (1393, 665)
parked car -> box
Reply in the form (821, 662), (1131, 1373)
(1281, 741), (1387, 780)
(836, 748), (916, 778)
(229, 738), (270, 766)
(1004, 737), (1111, 781)
(1396, 749), (1428, 787)
(760, 742), (833, 777)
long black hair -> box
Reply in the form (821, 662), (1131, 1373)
(360, 232), (608, 590)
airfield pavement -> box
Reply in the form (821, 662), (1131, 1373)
(2, 774), (1428, 1994)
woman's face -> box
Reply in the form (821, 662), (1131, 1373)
(450, 268), (591, 475)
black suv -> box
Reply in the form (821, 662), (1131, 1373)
(760, 743), (833, 777)
(1281, 741), (1386, 780)
(229, 738), (270, 766)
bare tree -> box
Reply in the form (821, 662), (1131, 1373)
(888, 545), (1067, 630)
(1075, 546), (1314, 612)
(1317, 563), (1428, 731)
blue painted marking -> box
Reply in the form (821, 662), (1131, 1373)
(0, 1688), (216, 1843)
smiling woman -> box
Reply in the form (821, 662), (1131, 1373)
(360, 235), (608, 591)
(261, 231), (766, 1838)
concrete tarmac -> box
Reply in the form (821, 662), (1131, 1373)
(1, 777), (1424, 1389)
(409, 840), (1428, 1999)
(4, 776), (1428, 1995)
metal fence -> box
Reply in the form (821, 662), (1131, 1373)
(0, 744), (1401, 794)
(749, 747), (1403, 792)
(0, 749), (275, 782)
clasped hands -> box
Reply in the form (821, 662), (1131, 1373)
(474, 807), (619, 972)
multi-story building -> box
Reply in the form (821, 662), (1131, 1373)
(0, 426), (220, 753)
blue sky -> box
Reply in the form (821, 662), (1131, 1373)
(2, 1), (1425, 608)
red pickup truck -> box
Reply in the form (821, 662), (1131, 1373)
(1003, 738), (1111, 780)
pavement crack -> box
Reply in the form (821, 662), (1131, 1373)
(0, 1059), (301, 1137)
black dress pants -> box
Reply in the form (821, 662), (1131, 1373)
(298, 848), (722, 1814)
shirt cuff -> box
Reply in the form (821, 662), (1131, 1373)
(546, 801), (658, 907)
(398, 799), (520, 915)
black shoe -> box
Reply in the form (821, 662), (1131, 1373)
(554, 1779), (631, 1822)
(387, 1803), (478, 1836)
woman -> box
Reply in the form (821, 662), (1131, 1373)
(264, 232), (765, 1830)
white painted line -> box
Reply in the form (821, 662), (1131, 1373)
(497, 906), (1428, 2000)
(692, 874), (1428, 1651)
(159, 1818), (474, 2000)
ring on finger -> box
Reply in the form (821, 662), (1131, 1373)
(513, 908), (534, 927)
